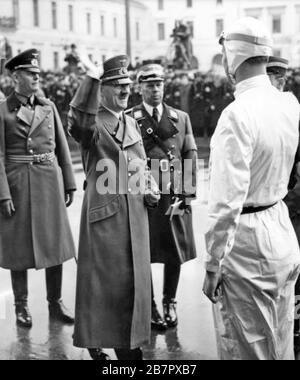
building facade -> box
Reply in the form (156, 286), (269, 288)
(145, 0), (300, 70)
(0, 0), (151, 70)
(1, 0), (300, 71)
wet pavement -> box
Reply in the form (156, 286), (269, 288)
(0, 157), (218, 360)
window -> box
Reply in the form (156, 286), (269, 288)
(272, 15), (282, 34)
(216, 0), (223, 4)
(187, 0), (193, 8)
(273, 49), (281, 57)
(53, 52), (59, 70)
(13, 0), (19, 25)
(113, 17), (117, 37)
(52, 2), (57, 29)
(158, 23), (165, 40)
(33, 0), (39, 27)
(136, 21), (140, 41)
(87, 13), (91, 34)
(100, 15), (105, 36)
(216, 18), (224, 37)
(158, 0), (164, 10)
(187, 21), (194, 38)
(68, 5), (73, 32)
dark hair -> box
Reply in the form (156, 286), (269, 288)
(244, 56), (269, 65)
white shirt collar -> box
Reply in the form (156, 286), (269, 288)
(234, 74), (272, 98)
(103, 105), (122, 120)
(143, 102), (163, 120)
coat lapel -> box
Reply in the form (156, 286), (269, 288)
(29, 105), (52, 136)
(122, 115), (142, 149)
(98, 107), (141, 149)
(16, 106), (34, 126)
(97, 107), (120, 142)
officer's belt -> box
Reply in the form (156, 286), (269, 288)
(6, 152), (55, 164)
(241, 203), (277, 215)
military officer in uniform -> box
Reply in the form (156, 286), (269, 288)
(127, 64), (198, 331)
(0, 49), (76, 328)
(267, 56), (289, 91)
(69, 55), (160, 360)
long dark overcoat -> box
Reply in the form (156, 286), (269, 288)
(129, 103), (198, 265)
(69, 76), (151, 349)
(0, 93), (76, 271)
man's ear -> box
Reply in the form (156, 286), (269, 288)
(11, 71), (19, 84)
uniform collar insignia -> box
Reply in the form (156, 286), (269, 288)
(168, 109), (179, 122)
(133, 110), (144, 120)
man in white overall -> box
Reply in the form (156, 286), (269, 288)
(203, 17), (300, 360)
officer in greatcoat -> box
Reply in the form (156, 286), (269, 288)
(127, 64), (198, 331)
(68, 55), (160, 360)
(0, 49), (76, 328)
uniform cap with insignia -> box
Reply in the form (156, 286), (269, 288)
(267, 56), (289, 76)
(137, 64), (165, 83)
(100, 55), (132, 85)
(5, 48), (40, 73)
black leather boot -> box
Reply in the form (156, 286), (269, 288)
(46, 265), (74, 324)
(115, 348), (143, 360)
(163, 299), (178, 328)
(163, 262), (180, 328)
(11, 270), (32, 328)
(151, 277), (167, 331)
(152, 301), (167, 331)
(88, 348), (111, 361)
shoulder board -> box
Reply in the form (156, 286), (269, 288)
(38, 96), (52, 105)
(169, 109), (179, 122)
(133, 110), (144, 120)
(125, 108), (133, 115)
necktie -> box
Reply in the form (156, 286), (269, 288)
(152, 107), (159, 123)
(26, 96), (34, 110)
(119, 114), (125, 142)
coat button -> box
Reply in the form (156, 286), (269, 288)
(48, 125), (52, 129)
(29, 150), (34, 155)
(28, 138), (32, 142)
(128, 173), (132, 177)
(128, 188), (132, 193)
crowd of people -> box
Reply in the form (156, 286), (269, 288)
(1, 66), (300, 140)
